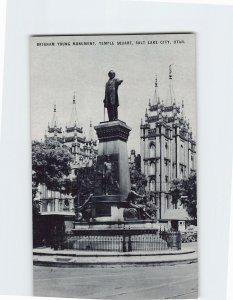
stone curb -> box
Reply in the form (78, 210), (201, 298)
(33, 248), (195, 257)
(33, 258), (198, 268)
(33, 249), (198, 268)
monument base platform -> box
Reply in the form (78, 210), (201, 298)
(73, 220), (160, 232)
(91, 195), (128, 222)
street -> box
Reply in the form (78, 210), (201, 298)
(34, 252), (198, 299)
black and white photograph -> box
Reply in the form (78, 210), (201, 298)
(31, 33), (197, 299)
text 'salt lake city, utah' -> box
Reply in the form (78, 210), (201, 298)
(31, 33), (198, 299)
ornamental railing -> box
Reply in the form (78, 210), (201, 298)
(51, 229), (181, 252)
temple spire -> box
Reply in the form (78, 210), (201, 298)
(181, 97), (184, 117)
(152, 74), (159, 105)
(168, 64), (176, 105)
(87, 120), (94, 141)
(68, 91), (79, 127)
(51, 104), (58, 127)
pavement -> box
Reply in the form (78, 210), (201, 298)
(34, 261), (198, 299)
(33, 243), (197, 267)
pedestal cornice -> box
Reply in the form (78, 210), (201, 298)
(94, 120), (131, 143)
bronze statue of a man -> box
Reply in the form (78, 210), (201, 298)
(103, 70), (123, 121)
(103, 156), (114, 195)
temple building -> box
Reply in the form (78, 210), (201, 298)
(45, 92), (98, 172)
(36, 93), (98, 235)
(140, 68), (196, 230)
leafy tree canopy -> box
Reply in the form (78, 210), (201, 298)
(170, 171), (197, 220)
(64, 164), (97, 202)
(32, 139), (73, 197)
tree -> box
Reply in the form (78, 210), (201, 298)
(32, 139), (73, 247)
(170, 171), (197, 220)
(65, 164), (97, 208)
(170, 178), (182, 207)
(32, 139), (73, 198)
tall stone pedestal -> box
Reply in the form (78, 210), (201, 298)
(92, 120), (131, 222)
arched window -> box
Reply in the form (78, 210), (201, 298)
(165, 175), (169, 190)
(180, 143), (184, 163)
(166, 195), (169, 209)
(150, 163), (155, 175)
(150, 180), (155, 192)
(180, 166), (184, 178)
(165, 142), (169, 158)
(150, 144), (156, 157)
(191, 155), (194, 169)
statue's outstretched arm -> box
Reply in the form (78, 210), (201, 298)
(116, 79), (123, 86)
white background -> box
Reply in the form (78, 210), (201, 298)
(1, 1), (233, 300)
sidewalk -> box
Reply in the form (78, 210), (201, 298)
(33, 247), (197, 267)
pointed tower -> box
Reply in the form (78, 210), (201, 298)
(46, 104), (62, 140)
(152, 74), (159, 106)
(140, 68), (196, 224)
(85, 121), (98, 167)
(68, 92), (79, 127)
(64, 92), (84, 166)
(148, 75), (161, 122)
(162, 65), (179, 126)
(51, 104), (58, 127)
(181, 98), (184, 117)
(65, 92), (83, 133)
(167, 64), (176, 105)
(87, 121), (94, 142)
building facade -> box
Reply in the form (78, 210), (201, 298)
(140, 72), (196, 228)
(37, 93), (98, 217)
(45, 93), (98, 172)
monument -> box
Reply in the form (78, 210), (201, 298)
(91, 70), (131, 222)
(74, 71), (157, 228)
(103, 70), (123, 121)
(71, 71), (180, 252)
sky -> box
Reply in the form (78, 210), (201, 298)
(30, 34), (196, 154)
